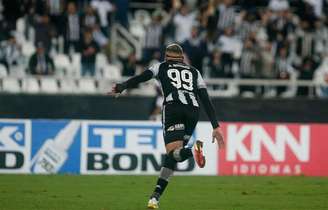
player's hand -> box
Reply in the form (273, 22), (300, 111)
(212, 126), (225, 149)
(108, 83), (125, 97)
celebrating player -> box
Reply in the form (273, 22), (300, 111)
(111, 43), (224, 209)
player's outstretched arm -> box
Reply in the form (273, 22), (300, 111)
(110, 70), (154, 97)
(197, 88), (225, 149)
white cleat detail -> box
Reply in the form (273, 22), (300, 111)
(147, 197), (159, 209)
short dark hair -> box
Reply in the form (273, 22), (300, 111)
(165, 43), (184, 60)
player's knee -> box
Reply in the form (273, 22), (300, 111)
(165, 141), (183, 154)
(163, 154), (177, 170)
(169, 147), (192, 162)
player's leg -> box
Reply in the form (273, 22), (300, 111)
(183, 106), (206, 168)
(148, 104), (185, 209)
(148, 104), (183, 209)
(166, 140), (193, 163)
(149, 141), (182, 203)
(148, 152), (177, 209)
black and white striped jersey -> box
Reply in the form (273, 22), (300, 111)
(148, 61), (206, 107)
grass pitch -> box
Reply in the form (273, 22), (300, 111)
(0, 175), (327, 210)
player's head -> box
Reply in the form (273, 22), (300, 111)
(165, 43), (184, 62)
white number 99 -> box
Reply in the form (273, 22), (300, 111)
(167, 69), (193, 91)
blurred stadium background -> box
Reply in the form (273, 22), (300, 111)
(0, 0), (328, 209)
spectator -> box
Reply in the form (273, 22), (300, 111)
(239, 38), (260, 94)
(182, 25), (208, 74)
(114, 0), (129, 28)
(122, 52), (137, 77)
(47, 0), (64, 37)
(266, 9), (295, 44)
(313, 20), (328, 56)
(91, 0), (115, 35)
(217, 27), (241, 75)
(142, 12), (164, 64)
(296, 56), (316, 96)
(239, 38), (260, 78)
(63, 2), (81, 54)
(2, 0), (24, 31)
(28, 42), (55, 75)
(208, 50), (226, 78)
(236, 10), (259, 41)
(92, 24), (108, 49)
(149, 82), (164, 121)
(294, 20), (316, 63)
(81, 30), (99, 77)
(268, 0), (289, 12)
(260, 42), (275, 79)
(173, 4), (197, 43)
(0, 34), (22, 73)
(274, 47), (294, 95)
(82, 5), (100, 29)
(306, 0), (324, 18)
(314, 53), (328, 97)
(34, 14), (53, 52)
(216, 0), (236, 32)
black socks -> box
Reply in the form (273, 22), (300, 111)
(150, 148), (193, 201)
(152, 178), (168, 200)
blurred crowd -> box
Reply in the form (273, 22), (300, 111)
(0, 0), (328, 97)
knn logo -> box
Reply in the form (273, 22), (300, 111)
(226, 125), (310, 162)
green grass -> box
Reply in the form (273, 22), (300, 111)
(0, 175), (327, 210)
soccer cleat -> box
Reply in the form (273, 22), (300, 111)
(147, 197), (159, 209)
(193, 140), (206, 168)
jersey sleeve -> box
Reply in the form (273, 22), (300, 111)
(119, 70), (154, 92)
(148, 63), (161, 78)
(198, 88), (219, 129)
(197, 70), (206, 89)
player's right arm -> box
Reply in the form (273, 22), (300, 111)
(196, 71), (225, 148)
(111, 63), (160, 96)
(111, 70), (153, 95)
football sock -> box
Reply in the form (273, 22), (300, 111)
(152, 178), (168, 199)
(169, 147), (193, 162)
(151, 166), (174, 200)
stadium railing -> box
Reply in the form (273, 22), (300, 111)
(0, 76), (327, 97)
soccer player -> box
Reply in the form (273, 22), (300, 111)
(111, 43), (224, 209)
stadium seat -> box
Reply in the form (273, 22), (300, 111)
(40, 77), (59, 94)
(78, 78), (97, 94)
(22, 77), (40, 93)
(70, 53), (81, 77)
(59, 78), (77, 94)
(54, 54), (71, 76)
(102, 64), (122, 81)
(96, 53), (108, 76)
(2, 78), (21, 93)
(0, 64), (8, 77)
(9, 65), (26, 77)
(97, 79), (112, 93)
(22, 42), (36, 58)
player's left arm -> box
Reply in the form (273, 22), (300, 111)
(196, 71), (225, 148)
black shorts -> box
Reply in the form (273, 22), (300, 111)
(162, 102), (199, 145)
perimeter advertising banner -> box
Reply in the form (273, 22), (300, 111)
(0, 119), (216, 175)
(0, 119), (327, 176)
(218, 123), (328, 176)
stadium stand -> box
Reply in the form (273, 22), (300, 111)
(0, 0), (327, 97)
